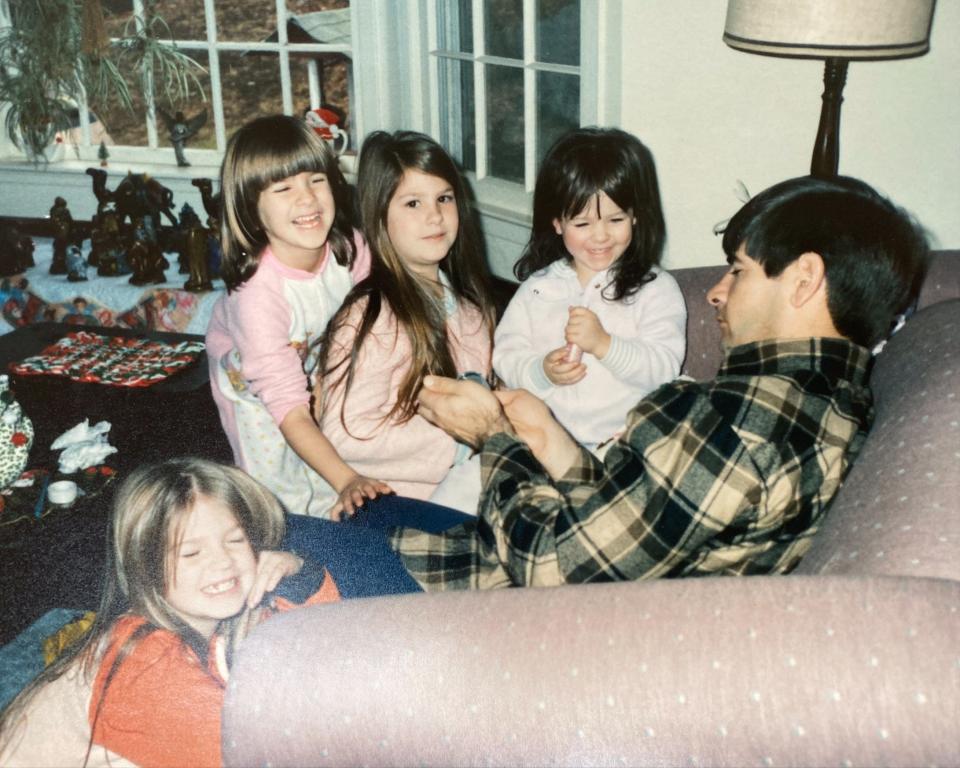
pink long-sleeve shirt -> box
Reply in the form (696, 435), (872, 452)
(205, 234), (370, 515)
(319, 292), (491, 501)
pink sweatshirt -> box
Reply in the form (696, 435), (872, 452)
(319, 292), (491, 500)
(206, 233), (370, 475)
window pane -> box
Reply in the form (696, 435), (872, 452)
(437, 0), (473, 53)
(536, 70), (578, 165)
(138, 0), (206, 42)
(216, 1), (275, 42)
(219, 52), (285, 137)
(486, 65), (524, 183)
(437, 58), (476, 172)
(536, 0), (579, 65)
(290, 56), (353, 149)
(484, 0), (522, 60)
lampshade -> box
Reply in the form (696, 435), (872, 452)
(723, 0), (935, 60)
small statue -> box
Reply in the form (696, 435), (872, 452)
(98, 141), (109, 167)
(127, 230), (166, 286)
(181, 205), (213, 292)
(66, 244), (88, 282)
(49, 197), (74, 275)
(159, 108), (207, 167)
(191, 177), (223, 278)
(0, 224), (35, 277)
(89, 202), (122, 270)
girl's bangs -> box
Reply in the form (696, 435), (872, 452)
(559, 159), (634, 220)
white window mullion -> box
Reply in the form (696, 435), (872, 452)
(203, 0), (226, 152)
(275, 0), (293, 115)
(426, 5), (441, 139)
(472, 0), (487, 180)
(132, 0), (158, 148)
(522, 0), (536, 191)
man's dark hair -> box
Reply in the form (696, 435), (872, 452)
(722, 175), (929, 348)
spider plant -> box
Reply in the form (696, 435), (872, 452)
(0, 0), (203, 161)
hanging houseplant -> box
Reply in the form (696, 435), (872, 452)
(0, 0), (204, 162)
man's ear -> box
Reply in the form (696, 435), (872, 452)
(789, 251), (827, 308)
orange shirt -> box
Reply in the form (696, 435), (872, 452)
(89, 572), (339, 767)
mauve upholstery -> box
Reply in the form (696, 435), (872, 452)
(222, 254), (960, 767)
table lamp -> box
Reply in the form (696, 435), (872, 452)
(723, 0), (935, 178)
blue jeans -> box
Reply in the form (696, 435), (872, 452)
(281, 495), (469, 599)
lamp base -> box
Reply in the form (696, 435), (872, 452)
(810, 58), (849, 179)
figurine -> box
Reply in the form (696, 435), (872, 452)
(127, 225), (166, 286)
(0, 374), (33, 490)
(191, 177), (223, 278)
(49, 197), (74, 275)
(98, 141), (109, 167)
(159, 108), (207, 167)
(66, 244), (88, 282)
(181, 205), (213, 292)
(0, 224), (35, 277)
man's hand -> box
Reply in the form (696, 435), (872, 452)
(495, 389), (581, 479)
(543, 346), (587, 386)
(565, 306), (611, 359)
(418, 375), (512, 448)
(247, 550), (303, 608)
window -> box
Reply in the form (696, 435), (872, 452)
(427, 0), (614, 196)
(421, 0), (619, 274)
(1, 0), (356, 165)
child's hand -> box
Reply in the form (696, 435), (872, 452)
(247, 551), (303, 608)
(543, 346), (587, 386)
(332, 474), (393, 519)
(565, 306), (611, 359)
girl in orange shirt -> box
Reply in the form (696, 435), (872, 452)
(0, 458), (339, 767)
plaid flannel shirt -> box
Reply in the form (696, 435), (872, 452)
(392, 338), (873, 590)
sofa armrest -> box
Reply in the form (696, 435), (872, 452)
(223, 575), (959, 767)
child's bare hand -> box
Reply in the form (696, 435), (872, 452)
(247, 551), (303, 608)
(565, 306), (611, 358)
(543, 347), (587, 386)
(332, 474), (393, 519)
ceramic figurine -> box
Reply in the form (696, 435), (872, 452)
(66, 244), (88, 282)
(49, 197), (74, 275)
(159, 108), (207, 167)
(0, 375), (33, 491)
(127, 236), (166, 286)
(191, 178), (223, 278)
(183, 211), (213, 292)
(0, 224), (35, 277)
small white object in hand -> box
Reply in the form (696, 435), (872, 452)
(52, 419), (118, 473)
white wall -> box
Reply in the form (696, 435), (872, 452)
(618, 1), (960, 269)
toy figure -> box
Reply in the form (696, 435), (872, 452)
(49, 197), (74, 275)
(191, 177), (223, 279)
(89, 201), (122, 270)
(182, 207), (213, 293)
(159, 108), (207, 167)
(0, 224), (35, 277)
(66, 244), (88, 282)
(127, 229), (166, 286)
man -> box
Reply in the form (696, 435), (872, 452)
(394, 175), (928, 590)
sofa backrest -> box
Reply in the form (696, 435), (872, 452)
(796, 299), (960, 581)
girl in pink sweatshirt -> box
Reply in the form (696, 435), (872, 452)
(206, 114), (390, 518)
(313, 131), (497, 515)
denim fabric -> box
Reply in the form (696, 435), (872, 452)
(281, 496), (469, 599)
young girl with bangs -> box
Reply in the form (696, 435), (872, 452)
(493, 127), (687, 452)
(206, 114), (391, 519)
(313, 130), (497, 515)
(0, 458), (339, 767)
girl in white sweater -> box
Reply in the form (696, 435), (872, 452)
(494, 128), (687, 450)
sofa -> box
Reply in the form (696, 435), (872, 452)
(222, 252), (960, 767)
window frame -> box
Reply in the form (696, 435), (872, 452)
(422, 0), (621, 220)
(0, 0), (361, 170)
